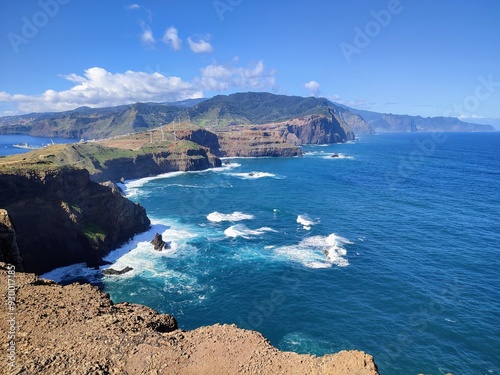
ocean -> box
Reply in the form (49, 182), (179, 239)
(39, 132), (500, 374)
(0, 134), (78, 156)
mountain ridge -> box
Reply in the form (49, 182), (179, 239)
(0, 92), (494, 140)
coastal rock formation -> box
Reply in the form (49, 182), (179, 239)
(0, 210), (23, 271)
(0, 167), (150, 274)
(95, 146), (221, 183)
(280, 113), (355, 144)
(217, 130), (302, 157)
(151, 233), (168, 251)
(0, 263), (379, 374)
(102, 266), (133, 275)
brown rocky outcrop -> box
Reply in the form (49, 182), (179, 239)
(0, 167), (150, 274)
(0, 263), (379, 374)
(217, 130), (302, 157)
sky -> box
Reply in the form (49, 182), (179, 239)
(0, 0), (499, 126)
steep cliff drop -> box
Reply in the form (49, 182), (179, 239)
(0, 167), (150, 274)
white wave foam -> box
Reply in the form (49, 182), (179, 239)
(274, 233), (351, 268)
(297, 214), (318, 230)
(42, 218), (200, 283)
(207, 211), (254, 223)
(120, 171), (185, 197)
(224, 224), (276, 239)
(227, 172), (278, 179)
(218, 161), (242, 169)
(41, 262), (101, 284)
(321, 153), (355, 160)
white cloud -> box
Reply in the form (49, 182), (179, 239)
(188, 37), (213, 53)
(197, 61), (276, 91)
(0, 67), (203, 113)
(305, 80), (320, 96)
(162, 27), (182, 50)
(0, 61), (277, 114)
(140, 24), (155, 46)
(458, 114), (484, 120)
(125, 3), (140, 10)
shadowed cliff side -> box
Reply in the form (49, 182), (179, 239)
(0, 210), (23, 271)
(0, 263), (380, 375)
(0, 167), (150, 274)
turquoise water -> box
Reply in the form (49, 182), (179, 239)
(44, 133), (499, 374)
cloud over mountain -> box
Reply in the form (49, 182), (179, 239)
(0, 62), (277, 113)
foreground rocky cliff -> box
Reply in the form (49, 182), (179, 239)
(0, 263), (379, 374)
(0, 167), (150, 274)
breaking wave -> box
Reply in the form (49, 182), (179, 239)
(207, 211), (255, 223)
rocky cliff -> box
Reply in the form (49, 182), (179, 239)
(280, 113), (355, 144)
(0, 210), (23, 271)
(0, 167), (150, 274)
(0, 263), (379, 374)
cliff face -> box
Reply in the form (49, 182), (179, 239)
(282, 114), (355, 144)
(0, 210), (23, 271)
(217, 130), (302, 157)
(333, 106), (375, 135)
(0, 263), (380, 375)
(93, 146), (221, 183)
(0, 168), (150, 274)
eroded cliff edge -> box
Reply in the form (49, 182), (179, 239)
(0, 167), (150, 274)
(0, 263), (379, 375)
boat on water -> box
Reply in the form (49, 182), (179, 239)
(12, 143), (43, 150)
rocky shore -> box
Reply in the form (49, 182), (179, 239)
(0, 263), (379, 374)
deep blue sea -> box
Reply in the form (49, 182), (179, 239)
(40, 133), (500, 374)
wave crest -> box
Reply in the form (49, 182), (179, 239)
(207, 211), (255, 223)
(274, 233), (351, 268)
(224, 224), (276, 239)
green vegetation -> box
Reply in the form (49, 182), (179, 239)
(83, 222), (106, 246)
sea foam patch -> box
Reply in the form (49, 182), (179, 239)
(224, 224), (277, 239)
(297, 214), (318, 230)
(227, 171), (279, 179)
(274, 233), (352, 268)
(207, 211), (255, 223)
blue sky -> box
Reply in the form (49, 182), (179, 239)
(1, 0), (499, 125)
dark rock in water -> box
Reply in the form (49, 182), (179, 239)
(103, 266), (133, 275)
(331, 153), (339, 158)
(151, 233), (168, 251)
